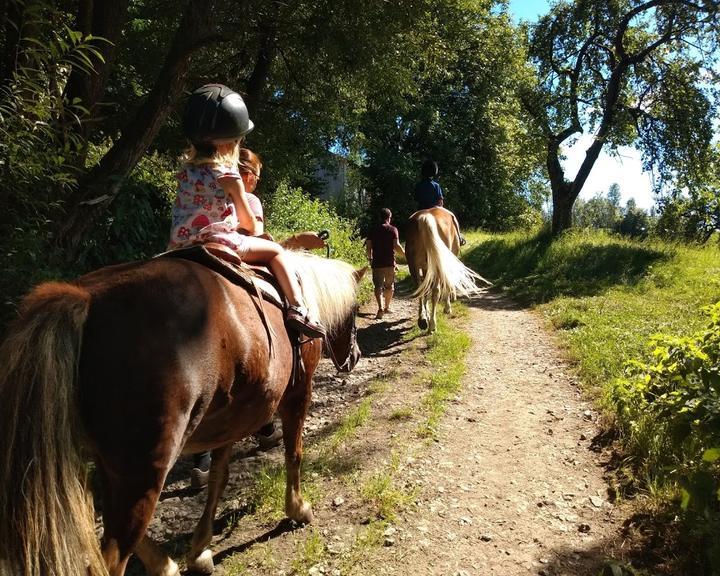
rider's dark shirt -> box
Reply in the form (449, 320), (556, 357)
(414, 177), (444, 210)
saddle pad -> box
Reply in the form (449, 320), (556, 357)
(157, 245), (284, 308)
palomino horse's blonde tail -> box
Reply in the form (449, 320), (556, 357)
(0, 283), (107, 576)
(412, 213), (490, 301)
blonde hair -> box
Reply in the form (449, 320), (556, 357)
(182, 140), (240, 168)
(238, 148), (263, 177)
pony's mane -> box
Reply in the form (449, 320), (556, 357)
(287, 252), (357, 335)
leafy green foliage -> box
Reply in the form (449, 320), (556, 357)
(522, 0), (720, 233)
(0, 13), (106, 325)
(656, 145), (720, 244)
(265, 182), (366, 266)
(78, 150), (177, 268)
(360, 2), (545, 233)
(611, 303), (720, 509)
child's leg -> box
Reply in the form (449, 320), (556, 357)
(383, 269), (395, 312)
(371, 268), (384, 317)
(241, 237), (325, 337)
(448, 211), (466, 245)
(240, 237), (304, 307)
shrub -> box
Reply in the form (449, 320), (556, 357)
(265, 181), (367, 267)
(611, 301), (720, 513)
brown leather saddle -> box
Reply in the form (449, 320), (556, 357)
(157, 243), (284, 308)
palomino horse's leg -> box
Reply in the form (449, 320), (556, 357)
(186, 444), (234, 574)
(278, 354), (315, 524)
(443, 294), (452, 316)
(135, 536), (180, 576)
(418, 294), (429, 331)
(417, 269), (429, 331)
(428, 286), (441, 333)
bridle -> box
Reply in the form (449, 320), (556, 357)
(322, 308), (359, 372)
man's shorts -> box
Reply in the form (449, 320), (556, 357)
(372, 267), (395, 291)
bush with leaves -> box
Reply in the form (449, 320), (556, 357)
(0, 19), (105, 327)
(611, 302), (720, 513)
(265, 181), (367, 267)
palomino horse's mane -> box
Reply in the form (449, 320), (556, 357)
(288, 252), (357, 336)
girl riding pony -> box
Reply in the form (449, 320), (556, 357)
(169, 84), (325, 338)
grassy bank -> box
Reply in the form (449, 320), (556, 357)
(463, 227), (720, 572)
(464, 228), (720, 393)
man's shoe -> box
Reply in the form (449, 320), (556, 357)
(255, 425), (283, 451)
(190, 467), (209, 489)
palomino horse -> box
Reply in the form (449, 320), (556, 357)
(0, 251), (364, 576)
(405, 207), (490, 332)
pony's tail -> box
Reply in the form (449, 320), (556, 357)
(0, 282), (107, 576)
(413, 213), (491, 301)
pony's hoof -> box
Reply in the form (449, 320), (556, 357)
(186, 549), (214, 574)
(418, 318), (428, 331)
(289, 501), (314, 524)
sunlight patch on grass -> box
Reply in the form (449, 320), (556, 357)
(329, 397), (372, 449)
(417, 313), (471, 438)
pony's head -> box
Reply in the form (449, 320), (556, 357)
(290, 253), (366, 372)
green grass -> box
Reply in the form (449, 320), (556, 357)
(464, 229), (720, 394)
(359, 453), (417, 522)
(416, 308), (472, 438)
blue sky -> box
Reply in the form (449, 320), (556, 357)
(507, 0), (656, 209)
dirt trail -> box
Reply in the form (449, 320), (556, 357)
(128, 280), (635, 575)
(362, 290), (627, 576)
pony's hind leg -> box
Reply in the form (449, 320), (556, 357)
(186, 444), (233, 575)
(428, 287), (440, 333)
(135, 536), (180, 576)
(100, 469), (169, 576)
(418, 295), (429, 331)
(278, 362), (315, 524)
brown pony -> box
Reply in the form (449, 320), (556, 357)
(405, 207), (490, 332)
(0, 252), (364, 576)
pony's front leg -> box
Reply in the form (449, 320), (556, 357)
(135, 536), (180, 576)
(186, 444), (233, 575)
(278, 364), (315, 524)
(443, 294), (452, 316)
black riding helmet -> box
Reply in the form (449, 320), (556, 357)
(183, 84), (254, 144)
(421, 159), (438, 178)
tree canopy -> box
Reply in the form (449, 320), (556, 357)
(522, 0), (719, 234)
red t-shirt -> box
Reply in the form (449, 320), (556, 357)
(368, 223), (399, 268)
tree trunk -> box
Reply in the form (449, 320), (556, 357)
(545, 139), (578, 235)
(551, 182), (574, 235)
(63, 0), (130, 142)
(55, 0), (218, 261)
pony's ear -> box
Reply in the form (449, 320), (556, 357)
(353, 266), (368, 283)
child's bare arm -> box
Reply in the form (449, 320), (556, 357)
(222, 178), (262, 236)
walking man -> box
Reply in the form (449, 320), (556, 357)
(366, 208), (405, 319)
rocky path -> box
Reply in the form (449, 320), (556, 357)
(361, 290), (629, 576)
